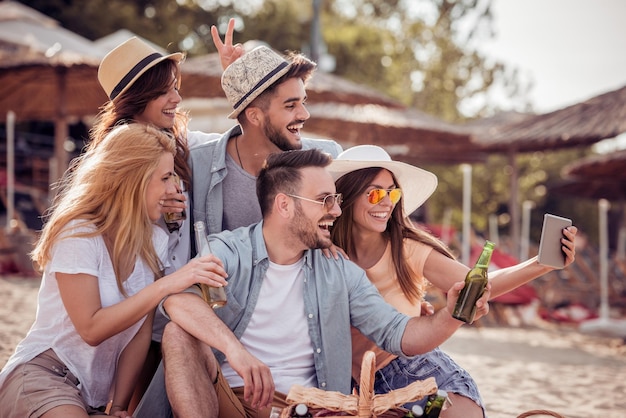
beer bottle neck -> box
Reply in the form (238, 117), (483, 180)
(475, 241), (495, 268)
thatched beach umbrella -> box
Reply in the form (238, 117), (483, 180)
(0, 1), (107, 184)
(562, 149), (626, 181)
(305, 102), (484, 164)
(467, 86), (626, 256)
(554, 149), (626, 259)
(179, 43), (407, 110)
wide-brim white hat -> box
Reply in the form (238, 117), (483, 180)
(221, 45), (292, 119)
(328, 145), (438, 215)
(98, 37), (183, 100)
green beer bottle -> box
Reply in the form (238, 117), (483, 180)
(452, 241), (495, 323)
(423, 390), (449, 418)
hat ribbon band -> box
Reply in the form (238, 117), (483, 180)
(110, 52), (163, 100)
(233, 61), (289, 110)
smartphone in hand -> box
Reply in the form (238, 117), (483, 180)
(538, 214), (572, 268)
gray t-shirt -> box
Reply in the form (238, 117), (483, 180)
(221, 153), (263, 231)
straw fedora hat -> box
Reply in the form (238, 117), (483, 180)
(221, 45), (292, 119)
(328, 145), (438, 215)
(98, 37), (183, 100)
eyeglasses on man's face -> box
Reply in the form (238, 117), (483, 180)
(366, 188), (402, 205)
(287, 193), (343, 211)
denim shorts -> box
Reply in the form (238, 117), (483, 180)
(373, 347), (485, 414)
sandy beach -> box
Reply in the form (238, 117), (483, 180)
(1, 274), (625, 418)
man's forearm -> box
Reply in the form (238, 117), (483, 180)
(164, 293), (243, 355)
(400, 308), (463, 355)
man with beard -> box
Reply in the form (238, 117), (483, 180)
(145, 149), (489, 418)
(133, 27), (343, 418)
(189, 26), (342, 236)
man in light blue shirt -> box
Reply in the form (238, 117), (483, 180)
(156, 149), (490, 418)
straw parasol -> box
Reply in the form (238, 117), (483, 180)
(0, 4), (223, 186)
(179, 41), (407, 109)
(0, 1), (107, 184)
(562, 149), (626, 181)
(304, 102), (485, 164)
(549, 149), (626, 201)
(0, 2), (108, 120)
(181, 43), (485, 165)
(466, 87), (626, 256)
(469, 86), (626, 152)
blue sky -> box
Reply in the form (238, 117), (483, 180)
(483, 0), (626, 113)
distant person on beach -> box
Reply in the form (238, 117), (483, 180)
(0, 124), (226, 417)
(329, 145), (578, 418)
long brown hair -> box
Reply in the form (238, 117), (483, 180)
(90, 59), (191, 190)
(332, 167), (455, 303)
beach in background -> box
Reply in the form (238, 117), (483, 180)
(1, 274), (624, 418)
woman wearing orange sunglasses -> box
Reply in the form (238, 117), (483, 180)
(329, 145), (577, 418)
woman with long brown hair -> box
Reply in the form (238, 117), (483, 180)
(330, 145), (577, 418)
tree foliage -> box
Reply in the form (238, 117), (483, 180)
(20, 0), (601, 245)
(24, 0), (529, 120)
(424, 147), (596, 243)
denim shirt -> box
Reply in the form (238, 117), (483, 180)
(188, 125), (343, 236)
(208, 222), (411, 395)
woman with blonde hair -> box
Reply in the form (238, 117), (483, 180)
(92, 38), (221, 407)
(0, 124), (226, 418)
(330, 145), (577, 418)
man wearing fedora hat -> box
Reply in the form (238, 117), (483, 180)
(188, 20), (342, 238)
(132, 26), (342, 417)
(139, 148), (489, 418)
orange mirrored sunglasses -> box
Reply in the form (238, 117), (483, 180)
(366, 188), (402, 205)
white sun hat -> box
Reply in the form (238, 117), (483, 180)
(328, 145), (438, 215)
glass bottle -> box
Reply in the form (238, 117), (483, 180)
(292, 403), (312, 417)
(404, 404), (425, 417)
(452, 241), (495, 323)
(423, 390), (449, 418)
(163, 172), (186, 232)
(269, 406), (283, 418)
(193, 221), (227, 308)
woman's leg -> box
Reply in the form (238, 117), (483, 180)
(0, 349), (90, 418)
(40, 405), (89, 418)
(374, 348), (486, 418)
(128, 339), (162, 414)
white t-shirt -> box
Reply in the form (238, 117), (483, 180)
(0, 220), (168, 408)
(220, 258), (317, 394)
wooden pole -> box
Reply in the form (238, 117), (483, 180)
(6, 111), (15, 231)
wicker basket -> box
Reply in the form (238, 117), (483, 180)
(516, 410), (566, 418)
(281, 351), (438, 417)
